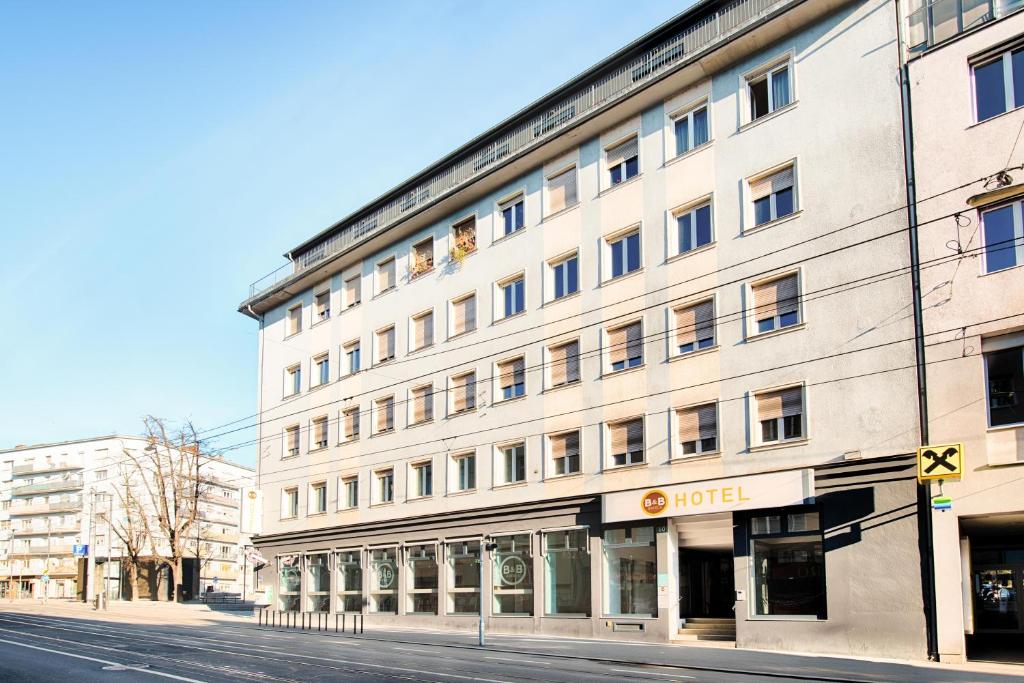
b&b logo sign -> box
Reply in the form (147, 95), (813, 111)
(641, 489), (668, 516)
(498, 556), (527, 586)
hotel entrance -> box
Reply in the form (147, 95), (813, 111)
(675, 512), (736, 641)
(963, 514), (1024, 663)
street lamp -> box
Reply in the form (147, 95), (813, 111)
(479, 541), (498, 646)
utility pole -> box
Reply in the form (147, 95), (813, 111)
(479, 542), (497, 647)
(86, 488), (96, 608)
(44, 517), (50, 605)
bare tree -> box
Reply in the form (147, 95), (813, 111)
(100, 464), (148, 601)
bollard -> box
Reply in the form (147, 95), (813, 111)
(360, 614), (364, 635)
(335, 613), (338, 633)
(342, 613), (346, 634)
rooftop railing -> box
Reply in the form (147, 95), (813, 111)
(907, 0), (1023, 51)
(245, 0), (793, 301)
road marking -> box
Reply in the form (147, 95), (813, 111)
(484, 656), (548, 666)
(393, 646), (436, 654)
(610, 669), (694, 680)
(0, 637), (209, 682)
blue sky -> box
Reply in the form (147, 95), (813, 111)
(0, 1), (685, 466)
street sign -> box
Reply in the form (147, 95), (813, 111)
(917, 443), (963, 482)
(932, 495), (953, 511)
(41, 574), (49, 584)
(72, 544), (88, 558)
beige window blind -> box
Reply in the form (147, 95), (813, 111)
(606, 136), (638, 168)
(286, 426), (299, 453)
(608, 322), (642, 366)
(757, 387), (803, 421)
(413, 311), (433, 349)
(498, 357), (525, 393)
(452, 295), (476, 335)
(377, 327), (395, 361)
(313, 418), (327, 445)
(378, 258), (396, 292)
(413, 240), (433, 269)
(344, 276), (361, 306)
(343, 409), (359, 440)
(550, 431), (580, 469)
(678, 404), (717, 444)
(676, 301), (715, 347)
(752, 275), (798, 321)
(452, 373), (476, 412)
(376, 397), (394, 433)
(610, 419), (644, 456)
(549, 341), (580, 385)
(750, 166), (794, 201)
(412, 386), (433, 423)
(287, 306), (301, 335)
(547, 167), (578, 214)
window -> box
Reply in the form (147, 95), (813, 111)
(986, 345), (1024, 427)
(411, 310), (434, 351)
(447, 540), (481, 615)
(450, 371), (477, 414)
(606, 136), (639, 186)
(750, 509), (825, 618)
(375, 469), (394, 504)
(341, 477), (359, 509)
(756, 386), (805, 445)
(453, 452), (476, 491)
(982, 200), (1024, 273)
(306, 553), (330, 611)
(277, 555), (301, 611)
(282, 488), (298, 519)
(286, 305), (302, 336)
(549, 430), (581, 476)
(311, 416), (328, 450)
(336, 549), (363, 612)
(549, 340), (581, 387)
(314, 353), (330, 387)
(344, 275), (361, 308)
(500, 194), (525, 236)
(608, 322), (642, 372)
(544, 528), (590, 616)
(94, 470), (108, 481)
(492, 533), (533, 615)
(410, 238), (434, 278)
(452, 218), (477, 258)
(342, 407), (360, 442)
(407, 544), (438, 614)
(748, 62), (791, 121)
(752, 274), (800, 334)
(676, 202), (713, 254)
(284, 425), (300, 458)
(750, 166), (796, 227)
(314, 290), (330, 322)
(908, 0), (1012, 49)
(497, 357), (526, 401)
(375, 396), (395, 434)
(973, 43), (1024, 122)
(603, 526), (657, 617)
(499, 275), (525, 318)
(451, 293), (477, 337)
(546, 166), (578, 214)
(410, 384), (434, 424)
(675, 300), (715, 354)
(369, 547), (398, 613)
(673, 103), (709, 156)
(285, 364), (301, 397)
(608, 230), (641, 278)
(310, 482), (327, 514)
(677, 403), (718, 456)
(376, 326), (396, 363)
(499, 443), (526, 485)
(551, 252), (579, 300)
(412, 461), (433, 498)
(344, 340), (361, 375)
(608, 418), (645, 467)
(376, 257), (396, 294)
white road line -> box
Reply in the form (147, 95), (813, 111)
(610, 669), (694, 680)
(484, 656), (548, 666)
(0, 636), (209, 683)
(392, 647), (436, 654)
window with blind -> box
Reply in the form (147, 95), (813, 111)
(748, 62), (791, 121)
(608, 322), (643, 372)
(676, 202), (712, 254)
(310, 482), (327, 514)
(453, 452), (476, 491)
(286, 364), (301, 396)
(500, 443), (526, 484)
(497, 357), (526, 401)
(410, 385), (434, 424)
(286, 305), (302, 337)
(500, 194), (525, 236)
(411, 238), (434, 278)
(344, 340), (361, 375)
(311, 416), (328, 450)
(549, 430), (581, 476)
(608, 418), (644, 466)
(282, 488), (299, 519)
(284, 425), (300, 457)
(314, 353), (329, 387)
(376, 257), (396, 294)
(550, 252), (579, 300)
(752, 274), (800, 334)
(342, 407), (360, 442)
(677, 403), (717, 455)
(411, 310), (434, 351)
(450, 294), (477, 337)
(608, 230), (641, 278)
(341, 477), (358, 510)
(549, 340), (581, 387)
(606, 136), (639, 186)
(376, 326), (396, 363)
(375, 469), (394, 504)
(344, 275), (361, 308)
(500, 275), (525, 318)
(452, 218), (477, 257)
(412, 462), (433, 498)
(675, 300), (715, 354)
(547, 166), (578, 214)
(450, 372), (477, 414)
(985, 345), (1024, 427)
(673, 103), (709, 156)
(750, 166), (795, 226)
(973, 44), (1024, 123)
(982, 200), (1024, 273)
(375, 396), (395, 434)
(756, 386), (804, 444)
(314, 290), (330, 322)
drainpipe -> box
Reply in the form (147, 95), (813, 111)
(893, 0), (939, 662)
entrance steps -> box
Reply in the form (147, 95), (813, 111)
(675, 617), (736, 642)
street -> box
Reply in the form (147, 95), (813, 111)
(0, 606), (1020, 683)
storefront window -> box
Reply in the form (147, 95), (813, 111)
(750, 509), (826, 618)
(447, 540), (481, 615)
(493, 533), (534, 616)
(336, 549), (363, 613)
(603, 526), (657, 617)
(544, 528), (590, 616)
(278, 554), (300, 612)
(407, 543), (438, 614)
(306, 553), (330, 612)
(369, 547), (398, 613)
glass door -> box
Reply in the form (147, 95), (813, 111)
(973, 567), (1021, 632)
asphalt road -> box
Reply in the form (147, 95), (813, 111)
(0, 609), (1020, 683)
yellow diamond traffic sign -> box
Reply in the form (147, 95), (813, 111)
(917, 443), (963, 482)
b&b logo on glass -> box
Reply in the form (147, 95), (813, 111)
(641, 489), (669, 516)
(499, 556), (527, 586)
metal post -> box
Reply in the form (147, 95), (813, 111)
(86, 489), (96, 607)
(44, 518), (50, 605)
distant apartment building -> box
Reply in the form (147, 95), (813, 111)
(0, 436), (255, 601)
(239, 0), (936, 658)
(903, 0), (1024, 663)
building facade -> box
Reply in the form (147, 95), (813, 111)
(904, 0), (1024, 663)
(240, 0), (935, 658)
(0, 436), (255, 601)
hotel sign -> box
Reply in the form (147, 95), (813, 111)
(602, 469), (815, 523)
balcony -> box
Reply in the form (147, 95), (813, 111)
(9, 500), (83, 516)
(908, 0), (1024, 51)
(14, 544), (76, 557)
(12, 525), (79, 537)
(12, 462), (83, 476)
(12, 477), (84, 496)
(201, 492), (240, 508)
